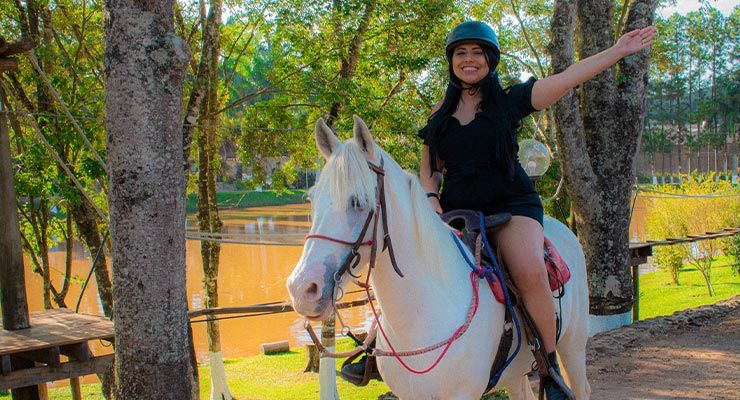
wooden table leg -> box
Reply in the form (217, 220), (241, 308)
(10, 356), (41, 400)
(36, 384), (48, 400)
(70, 378), (82, 400)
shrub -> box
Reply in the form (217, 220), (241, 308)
(724, 234), (740, 275)
(644, 174), (740, 291)
(652, 245), (686, 285)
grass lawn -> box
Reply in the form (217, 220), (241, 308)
(186, 190), (306, 212)
(5, 256), (737, 399)
(637, 255), (740, 320)
(0, 339), (391, 400)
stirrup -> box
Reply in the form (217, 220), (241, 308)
(538, 366), (575, 400)
(340, 351), (381, 387)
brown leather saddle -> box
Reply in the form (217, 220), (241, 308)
(442, 209), (572, 303)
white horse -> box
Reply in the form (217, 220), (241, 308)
(287, 116), (591, 400)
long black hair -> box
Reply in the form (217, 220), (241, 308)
(424, 45), (518, 180)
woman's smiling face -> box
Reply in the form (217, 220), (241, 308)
(451, 43), (490, 85)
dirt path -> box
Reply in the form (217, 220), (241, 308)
(586, 296), (739, 399)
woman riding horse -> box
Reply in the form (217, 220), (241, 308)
(343, 20), (656, 399)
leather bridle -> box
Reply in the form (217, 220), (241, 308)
(304, 157), (404, 284)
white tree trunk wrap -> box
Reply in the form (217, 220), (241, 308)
(209, 351), (233, 400)
(319, 345), (339, 400)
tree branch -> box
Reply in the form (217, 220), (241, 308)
(501, 51), (540, 77)
(509, 0), (546, 77)
(549, 0), (598, 215)
(617, 0), (658, 167)
(576, 0), (619, 181)
(326, 0), (377, 127)
(615, 0), (631, 37)
(224, 16), (264, 89)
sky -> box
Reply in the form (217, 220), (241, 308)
(658, 0), (737, 17)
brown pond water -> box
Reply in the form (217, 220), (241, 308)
(24, 199), (650, 367)
(22, 204), (372, 368)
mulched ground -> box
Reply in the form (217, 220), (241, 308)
(587, 295), (739, 399)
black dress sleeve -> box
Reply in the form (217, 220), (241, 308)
(506, 76), (538, 121)
(417, 121), (433, 146)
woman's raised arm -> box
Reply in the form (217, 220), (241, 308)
(530, 26), (657, 111)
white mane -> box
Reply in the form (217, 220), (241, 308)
(314, 139), (377, 211)
(405, 170), (463, 285)
(314, 139), (466, 286)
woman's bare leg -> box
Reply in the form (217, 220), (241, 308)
(494, 216), (556, 352)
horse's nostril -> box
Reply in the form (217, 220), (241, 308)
(307, 283), (319, 297)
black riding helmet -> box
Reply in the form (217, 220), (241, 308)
(445, 21), (501, 71)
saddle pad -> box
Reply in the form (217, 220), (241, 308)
(487, 237), (571, 304)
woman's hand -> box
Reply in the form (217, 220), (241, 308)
(615, 26), (658, 58)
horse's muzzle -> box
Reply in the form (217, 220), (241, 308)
(286, 263), (336, 321)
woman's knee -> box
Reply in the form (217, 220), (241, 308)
(509, 259), (549, 288)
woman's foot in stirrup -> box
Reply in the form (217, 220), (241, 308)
(340, 355), (382, 387)
(543, 377), (568, 400)
(543, 351), (570, 400)
(340, 356), (368, 386)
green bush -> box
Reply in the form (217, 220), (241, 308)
(644, 174), (740, 291)
(652, 245), (686, 285)
(724, 234), (740, 275)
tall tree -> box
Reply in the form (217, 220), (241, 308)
(104, 0), (195, 398)
(549, 0), (657, 315)
(191, 0), (233, 398)
(4, 0), (115, 318)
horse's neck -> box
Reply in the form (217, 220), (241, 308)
(370, 205), (472, 341)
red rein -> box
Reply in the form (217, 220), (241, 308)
(304, 234), (373, 247)
(365, 271), (481, 374)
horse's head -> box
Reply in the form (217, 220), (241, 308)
(287, 115), (384, 321)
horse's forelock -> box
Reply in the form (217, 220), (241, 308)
(315, 140), (377, 211)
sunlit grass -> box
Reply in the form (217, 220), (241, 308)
(638, 255), (740, 320)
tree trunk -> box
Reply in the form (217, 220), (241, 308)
(105, 1), (195, 398)
(70, 199), (113, 318)
(194, 0), (231, 398)
(1, 74), (40, 400)
(0, 98), (31, 331)
(550, 0), (657, 315)
(319, 313), (339, 400)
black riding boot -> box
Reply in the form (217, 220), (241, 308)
(542, 351), (568, 400)
(340, 340), (382, 386)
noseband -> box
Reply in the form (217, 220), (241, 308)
(304, 157), (404, 282)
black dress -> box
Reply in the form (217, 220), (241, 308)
(418, 77), (544, 226)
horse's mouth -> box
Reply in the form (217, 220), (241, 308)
(300, 302), (335, 322)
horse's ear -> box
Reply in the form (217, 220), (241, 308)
(315, 118), (340, 160)
(352, 115), (374, 160)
